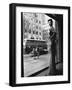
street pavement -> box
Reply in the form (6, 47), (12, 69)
(24, 51), (51, 77)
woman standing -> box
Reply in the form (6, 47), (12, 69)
(48, 19), (57, 75)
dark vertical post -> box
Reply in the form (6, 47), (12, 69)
(49, 15), (63, 75)
(58, 16), (63, 63)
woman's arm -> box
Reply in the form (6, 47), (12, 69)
(50, 32), (55, 39)
(49, 31), (56, 40)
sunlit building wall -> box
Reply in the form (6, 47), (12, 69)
(23, 13), (45, 40)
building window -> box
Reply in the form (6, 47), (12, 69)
(39, 21), (41, 24)
(39, 32), (41, 35)
(31, 36), (34, 39)
(29, 29), (31, 33)
(24, 34), (28, 39)
(36, 31), (38, 35)
(36, 19), (38, 23)
(36, 38), (38, 40)
(31, 18), (33, 20)
(34, 13), (38, 17)
(33, 31), (35, 34)
(25, 29), (27, 33)
(36, 26), (38, 29)
(39, 26), (41, 30)
(39, 38), (41, 40)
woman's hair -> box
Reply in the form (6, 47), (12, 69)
(48, 19), (53, 23)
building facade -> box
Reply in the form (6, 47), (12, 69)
(22, 13), (56, 42)
(23, 13), (45, 40)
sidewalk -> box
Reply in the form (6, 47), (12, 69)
(24, 52), (51, 77)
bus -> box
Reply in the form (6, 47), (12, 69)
(23, 39), (48, 55)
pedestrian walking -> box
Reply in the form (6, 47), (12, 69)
(37, 47), (40, 59)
